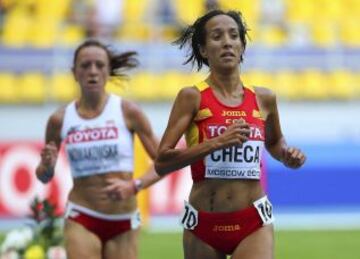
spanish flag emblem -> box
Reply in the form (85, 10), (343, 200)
(252, 109), (263, 119)
(194, 108), (213, 121)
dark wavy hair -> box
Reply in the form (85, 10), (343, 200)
(73, 39), (139, 78)
(173, 9), (249, 71)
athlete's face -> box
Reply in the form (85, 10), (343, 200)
(73, 46), (110, 95)
(200, 15), (244, 71)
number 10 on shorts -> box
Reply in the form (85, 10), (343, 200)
(253, 196), (274, 225)
(180, 201), (199, 230)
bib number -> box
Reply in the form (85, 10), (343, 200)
(253, 196), (274, 225)
(180, 202), (198, 230)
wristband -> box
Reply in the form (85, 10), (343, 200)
(132, 179), (143, 194)
(39, 168), (54, 183)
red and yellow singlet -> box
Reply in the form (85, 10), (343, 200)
(185, 81), (266, 182)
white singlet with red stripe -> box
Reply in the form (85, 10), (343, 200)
(60, 94), (133, 178)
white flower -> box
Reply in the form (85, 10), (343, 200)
(0, 227), (34, 253)
(20, 227), (33, 246)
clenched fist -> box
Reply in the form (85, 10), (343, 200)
(40, 141), (58, 168)
(282, 147), (306, 169)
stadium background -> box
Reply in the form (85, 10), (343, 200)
(0, 0), (360, 258)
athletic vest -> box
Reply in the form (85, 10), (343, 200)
(185, 82), (265, 182)
(61, 94), (134, 178)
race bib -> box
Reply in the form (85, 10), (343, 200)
(180, 201), (198, 230)
(67, 143), (120, 176)
(253, 196), (274, 225)
(205, 141), (263, 180)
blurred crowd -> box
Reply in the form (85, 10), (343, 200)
(0, 0), (359, 104)
(0, 0), (358, 47)
(0, 0), (226, 44)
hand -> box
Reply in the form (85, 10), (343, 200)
(102, 178), (136, 201)
(37, 141), (58, 183)
(40, 141), (58, 168)
(218, 120), (250, 148)
(282, 147), (306, 169)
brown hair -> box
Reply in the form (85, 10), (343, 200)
(73, 39), (139, 78)
(174, 9), (249, 71)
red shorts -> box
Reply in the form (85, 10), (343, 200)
(181, 196), (274, 255)
(65, 202), (141, 244)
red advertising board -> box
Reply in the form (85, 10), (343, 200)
(0, 142), (72, 217)
(0, 141), (191, 218)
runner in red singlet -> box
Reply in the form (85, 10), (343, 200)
(155, 9), (306, 259)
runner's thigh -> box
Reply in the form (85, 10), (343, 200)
(183, 230), (226, 259)
(64, 219), (102, 259)
(104, 229), (139, 259)
(231, 224), (274, 259)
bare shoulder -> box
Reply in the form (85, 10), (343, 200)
(48, 106), (66, 128)
(174, 86), (201, 116)
(45, 105), (66, 144)
(253, 86), (277, 109)
(179, 86), (200, 97)
(177, 86), (201, 106)
(120, 98), (149, 132)
(178, 86), (200, 98)
(121, 98), (142, 118)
